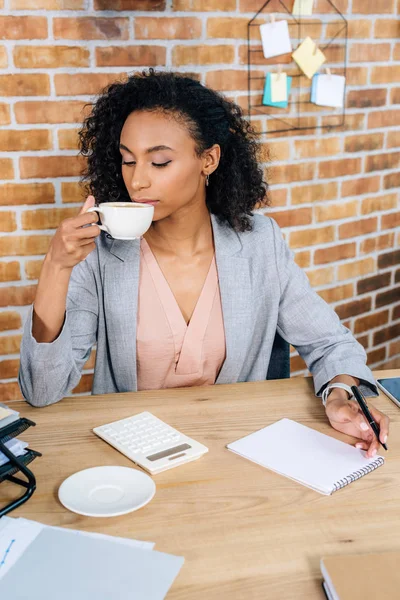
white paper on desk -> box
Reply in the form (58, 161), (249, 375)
(0, 527), (184, 600)
(227, 418), (384, 495)
(259, 20), (292, 59)
(0, 518), (42, 579)
(0, 439), (28, 466)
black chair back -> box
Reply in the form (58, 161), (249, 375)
(266, 332), (290, 380)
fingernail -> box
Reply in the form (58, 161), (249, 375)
(383, 435), (388, 443)
(372, 449), (377, 456)
(360, 422), (369, 431)
(355, 443), (363, 449)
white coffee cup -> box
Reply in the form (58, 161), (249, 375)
(87, 202), (154, 240)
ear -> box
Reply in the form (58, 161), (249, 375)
(202, 144), (221, 176)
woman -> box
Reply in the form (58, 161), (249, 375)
(19, 69), (389, 457)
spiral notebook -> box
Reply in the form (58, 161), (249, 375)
(227, 419), (384, 495)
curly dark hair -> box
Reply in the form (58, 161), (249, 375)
(79, 68), (268, 232)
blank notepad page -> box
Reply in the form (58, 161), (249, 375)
(227, 418), (384, 495)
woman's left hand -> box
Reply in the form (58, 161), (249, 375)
(325, 392), (390, 458)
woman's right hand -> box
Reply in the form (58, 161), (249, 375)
(46, 195), (101, 271)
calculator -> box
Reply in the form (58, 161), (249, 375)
(93, 412), (208, 475)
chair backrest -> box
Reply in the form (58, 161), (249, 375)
(266, 332), (290, 380)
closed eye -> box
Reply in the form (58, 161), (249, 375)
(122, 161), (172, 168)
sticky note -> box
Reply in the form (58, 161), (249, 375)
(262, 73), (292, 108)
(292, 36), (326, 79)
(314, 74), (345, 108)
(0, 407), (12, 420)
(270, 73), (288, 102)
(292, 0), (314, 15)
(259, 20), (292, 59)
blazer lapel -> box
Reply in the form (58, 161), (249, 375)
(211, 216), (253, 385)
(103, 237), (140, 392)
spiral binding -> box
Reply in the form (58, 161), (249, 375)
(332, 456), (385, 493)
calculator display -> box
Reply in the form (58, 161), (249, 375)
(147, 443), (191, 462)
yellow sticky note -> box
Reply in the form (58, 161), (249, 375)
(270, 73), (288, 102)
(292, 0), (314, 15)
(292, 37), (326, 79)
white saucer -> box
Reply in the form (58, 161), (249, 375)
(58, 466), (156, 517)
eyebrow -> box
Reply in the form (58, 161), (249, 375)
(119, 143), (175, 154)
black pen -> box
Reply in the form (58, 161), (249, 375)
(351, 385), (387, 451)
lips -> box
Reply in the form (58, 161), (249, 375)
(132, 199), (159, 205)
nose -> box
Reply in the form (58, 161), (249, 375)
(130, 165), (151, 192)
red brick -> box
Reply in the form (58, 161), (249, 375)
(22, 207), (78, 230)
(314, 0), (348, 11)
(260, 141), (291, 163)
(84, 349), (96, 370)
(314, 242), (356, 265)
(0, 236), (51, 257)
(72, 373), (93, 394)
(11, 0), (85, 7)
(318, 284), (354, 304)
(0, 183), (54, 206)
(374, 323), (400, 346)
(266, 188), (287, 208)
(173, 45), (234, 66)
(389, 340), (400, 357)
(207, 17), (248, 39)
(347, 89), (386, 110)
(0, 104), (10, 126)
(361, 193), (398, 214)
(360, 233), (394, 255)
(346, 67), (369, 87)
(14, 46), (89, 69)
(350, 43), (391, 63)
(341, 176), (381, 198)
(136, 17), (201, 39)
(0, 334), (22, 354)
(338, 258), (375, 281)
(306, 266), (335, 287)
(376, 286), (400, 308)
(290, 353), (307, 373)
(382, 211), (400, 231)
(374, 19), (400, 38)
(269, 208), (312, 229)
(290, 226), (335, 249)
(0, 285), (37, 306)
(354, 310), (389, 334)
(58, 128), (79, 150)
(0, 359), (19, 379)
(174, 0), (233, 8)
(365, 151), (400, 173)
(336, 297), (372, 320)
(96, 0), (165, 8)
(390, 88), (400, 105)
(0, 311), (22, 331)
(0, 74), (50, 97)
(269, 162), (315, 185)
(0, 212), (17, 232)
(20, 156), (85, 179)
(0, 129), (51, 152)
(0, 16), (47, 39)
(357, 272), (391, 296)
(96, 46), (166, 67)
(339, 217), (377, 240)
(315, 201), (358, 223)
(371, 66), (400, 85)
(327, 20), (371, 39)
(294, 138), (341, 160)
(15, 101), (88, 124)
(367, 347), (387, 365)
(55, 72), (126, 96)
(25, 259), (43, 280)
(0, 262), (20, 282)
(294, 250), (310, 269)
(353, 0), (394, 12)
(378, 249), (400, 269)
(206, 70), (251, 92)
(368, 109), (400, 129)
(54, 17), (129, 40)
(345, 133), (384, 153)
(0, 159), (14, 181)
(0, 383), (22, 401)
(291, 182), (338, 205)
(61, 182), (86, 204)
(0, 46), (6, 68)
(384, 172), (400, 189)
(318, 158), (362, 179)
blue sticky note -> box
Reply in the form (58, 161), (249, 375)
(311, 74), (320, 103)
(262, 73), (292, 108)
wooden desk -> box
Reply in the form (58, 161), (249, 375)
(1, 370), (399, 599)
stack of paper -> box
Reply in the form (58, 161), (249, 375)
(0, 405), (19, 429)
(0, 405), (25, 469)
(0, 517), (184, 599)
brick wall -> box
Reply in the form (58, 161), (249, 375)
(0, 0), (399, 401)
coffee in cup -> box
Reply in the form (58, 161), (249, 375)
(87, 202), (154, 240)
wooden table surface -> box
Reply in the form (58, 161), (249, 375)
(1, 369), (400, 599)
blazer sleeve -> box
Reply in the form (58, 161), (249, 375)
(18, 257), (98, 407)
(269, 218), (378, 398)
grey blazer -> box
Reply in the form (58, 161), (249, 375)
(19, 214), (377, 407)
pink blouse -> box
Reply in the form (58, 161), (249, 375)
(136, 238), (226, 391)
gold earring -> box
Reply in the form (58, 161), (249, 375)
(205, 174), (210, 187)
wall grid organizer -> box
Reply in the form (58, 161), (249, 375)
(247, 0), (348, 134)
